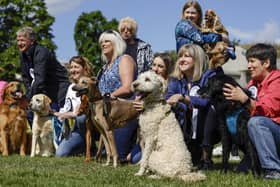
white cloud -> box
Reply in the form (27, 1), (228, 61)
(228, 20), (280, 44)
(255, 21), (280, 44)
(45, 0), (83, 15)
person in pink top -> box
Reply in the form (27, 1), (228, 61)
(223, 43), (280, 180)
(0, 80), (7, 104)
(0, 67), (8, 104)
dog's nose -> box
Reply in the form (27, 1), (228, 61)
(133, 82), (139, 88)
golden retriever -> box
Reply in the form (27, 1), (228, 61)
(30, 94), (55, 157)
(0, 81), (28, 156)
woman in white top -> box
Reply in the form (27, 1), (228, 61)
(55, 56), (95, 156)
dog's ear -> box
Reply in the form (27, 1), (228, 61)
(43, 95), (52, 106)
(90, 76), (98, 84)
(159, 77), (167, 93)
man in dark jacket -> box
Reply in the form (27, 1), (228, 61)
(16, 26), (70, 124)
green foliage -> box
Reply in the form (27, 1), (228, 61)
(0, 155), (279, 186)
(74, 10), (118, 74)
(0, 0), (56, 81)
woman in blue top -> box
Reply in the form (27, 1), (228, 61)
(175, 0), (222, 52)
(98, 30), (138, 163)
(166, 44), (222, 168)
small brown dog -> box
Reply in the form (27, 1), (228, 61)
(201, 9), (232, 68)
(207, 41), (229, 69)
(0, 81), (28, 156)
(72, 76), (139, 167)
(202, 9), (228, 40)
(30, 94), (55, 157)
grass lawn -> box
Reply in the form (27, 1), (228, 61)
(0, 155), (279, 187)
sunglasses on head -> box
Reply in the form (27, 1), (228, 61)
(104, 29), (117, 35)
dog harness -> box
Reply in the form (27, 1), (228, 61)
(225, 108), (243, 135)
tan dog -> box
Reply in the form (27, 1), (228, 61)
(0, 81), (28, 156)
(207, 41), (229, 69)
(30, 94), (55, 157)
(132, 71), (206, 182)
(72, 76), (138, 167)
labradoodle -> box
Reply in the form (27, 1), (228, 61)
(131, 71), (206, 182)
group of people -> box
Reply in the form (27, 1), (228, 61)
(1, 0), (279, 180)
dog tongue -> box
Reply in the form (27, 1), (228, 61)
(15, 91), (23, 98)
(135, 92), (145, 100)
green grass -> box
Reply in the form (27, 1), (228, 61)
(0, 155), (279, 187)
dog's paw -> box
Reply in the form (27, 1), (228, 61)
(135, 169), (145, 176)
(42, 152), (52, 157)
(148, 175), (161, 179)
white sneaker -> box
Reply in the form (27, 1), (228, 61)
(229, 155), (241, 161)
(212, 145), (222, 156)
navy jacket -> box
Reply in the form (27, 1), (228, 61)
(20, 43), (70, 107)
(166, 67), (224, 142)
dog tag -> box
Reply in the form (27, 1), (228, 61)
(248, 86), (258, 99)
(189, 85), (200, 96)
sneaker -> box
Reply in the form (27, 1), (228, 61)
(229, 154), (241, 161)
(212, 145), (222, 156)
(264, 169), (280, 180)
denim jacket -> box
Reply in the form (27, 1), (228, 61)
(175, 19), (222, 52)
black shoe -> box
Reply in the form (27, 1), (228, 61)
(231, 144), (239, 157)
(236, 155), (251, 174)
(264, 169), (280, 180)
(119, 158), (129, 165)
(198, 160), (213, 170)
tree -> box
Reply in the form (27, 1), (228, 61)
(74, 10), (118, 73)
(0, 0), (56, 81)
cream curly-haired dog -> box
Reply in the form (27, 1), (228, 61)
(131, 71), (206, 182)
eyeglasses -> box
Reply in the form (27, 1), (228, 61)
(120, 27), (133, 33)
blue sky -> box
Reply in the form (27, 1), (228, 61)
(45, 0), (280, 61)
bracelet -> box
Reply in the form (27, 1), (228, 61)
(242, 97), (251, 106)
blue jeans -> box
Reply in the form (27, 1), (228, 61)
(114, 119), (138, 160)
(248, 116), (280, 170)
(56, 114), (95, 157)
(130, 144), (142, 164)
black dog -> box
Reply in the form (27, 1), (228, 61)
(198, 74), (261, 176)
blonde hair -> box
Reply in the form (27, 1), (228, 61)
(98, 30), (126, 63)
(118, 16), (138, 37)
(171, 44), (208, 82)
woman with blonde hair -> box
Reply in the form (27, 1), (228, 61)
(98, 29), (138, 163)
(118, 16), (154, 75)
(166, 44), (223, 168)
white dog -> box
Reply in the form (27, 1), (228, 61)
(131, 71), (206, 182)
(30, 94), (55, 157)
